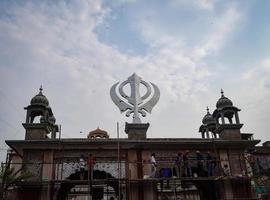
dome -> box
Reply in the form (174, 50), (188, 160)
(216, 89), (233, 109)
(88, 127), (109, 139)
(30, 86), (49, 107)
(202, 107), (215, 125)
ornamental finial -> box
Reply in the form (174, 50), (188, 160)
(39, 85), (43, 94)
(221, 88), (224, 97)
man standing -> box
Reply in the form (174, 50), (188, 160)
(88, 154), (96, 199)
(150, 153), (157, 178)
(206, 151), (214, 176)
(176, 152), (183, 177)
(79, 154), (86, 180)
(196, 151), (204, 177)
(183, 150), (192, 177)
(88, 154), (96, 180)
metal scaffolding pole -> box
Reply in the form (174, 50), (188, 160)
(117, 122), (121, 200)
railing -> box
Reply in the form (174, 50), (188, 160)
(1, 158), (250, 181)
(2, 159), (270, 200)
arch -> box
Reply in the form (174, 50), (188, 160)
(32, 115), (42, 123)
(29, 110), (44, 123)
(216, 111), (236, 125)
(57, 169), (119, 200)
(224, 117), (230, 124)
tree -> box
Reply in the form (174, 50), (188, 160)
(0, 159), (32, 200)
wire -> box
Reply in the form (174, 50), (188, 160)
(0, 89), (25, 119)
(0, 115), (22, 135)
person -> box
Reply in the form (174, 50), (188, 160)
(196, 151), (204, 176)
(206, 151), (214, 176)
(175, 151), (183, 177)
(222, 164), (231, 176)
(88, 154), (96, 180)
(150, 153), (157, 178)
(183, 150), (192, 177)
(79, 154), (86, 180)
(161, 168), (170, 188)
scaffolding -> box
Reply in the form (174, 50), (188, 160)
(2, 156), (266, 200)
(3, 129), (269, 200)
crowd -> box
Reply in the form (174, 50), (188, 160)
(150, 151), (218, 178)
(77, 151), (229, 180)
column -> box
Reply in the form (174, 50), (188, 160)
(235, 112), (240, 124)
(41, 151), (54, 200)
(221, 113), (225, 124)
(206, 128), (210, 139)
(201, 132), (205, 139)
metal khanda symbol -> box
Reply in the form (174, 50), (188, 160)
(110, 73), (160, 123)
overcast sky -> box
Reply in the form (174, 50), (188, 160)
(0, 0), (270, 161)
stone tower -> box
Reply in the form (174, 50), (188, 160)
(199, 107), (217, 139)
(212, 89), (242, 140)
(23, 86), (58, 140)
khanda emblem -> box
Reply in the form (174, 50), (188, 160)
(110, 73), (160, 123)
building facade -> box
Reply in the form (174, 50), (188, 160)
(4, 87), (269, 200)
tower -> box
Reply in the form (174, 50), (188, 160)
(23, 86), (58, 140)
(212, 89), (242, 140)
(199, 107), (217, 139)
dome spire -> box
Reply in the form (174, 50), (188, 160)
(221, 88), (224, 97)
(216, 89), (233, 109)
(202, 106), (215, 125)
(30, 85), (49, 106)
(206, 106), (210, 114)
(39, 85), (43, 95)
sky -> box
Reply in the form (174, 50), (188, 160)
(0, 0), (270, 161)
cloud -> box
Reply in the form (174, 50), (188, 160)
(243, 59), (270, 90)
(171, 0), (217, 10)
(123, 1), (242, 105)
(192, 3), (241, 60)
(0, 0), (268, 162)
(226, 58), (270, 144)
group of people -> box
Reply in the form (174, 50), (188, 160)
(150, 151), (217, 178)
(78, 151), (219, 180)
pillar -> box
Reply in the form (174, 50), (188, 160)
(40, 151), (54, 200)
(235, 112), (240, 124)
(201, 132), (205, 139)
(206, 128), (210, 138)
(221, 113), (225, 124)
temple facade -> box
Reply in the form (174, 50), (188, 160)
(4, 87), (270, 200)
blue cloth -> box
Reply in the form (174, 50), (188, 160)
(162, 168), (170, 177)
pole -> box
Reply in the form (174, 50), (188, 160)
(57, 125), (61, 181)
(88, 164), (92, 200)
(117, 122), (121, 200)
(59, 125), (64, 181)
(173, 175), (177, 200)
(1, 162), (3, 176)
(54, 124), (62, 199)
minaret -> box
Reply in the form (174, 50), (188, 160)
(212, 89), (242, 140)
(23, 86), (58, 140)
(199, 107), (217, 139)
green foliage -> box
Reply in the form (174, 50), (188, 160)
(0, 159), (32, 200)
